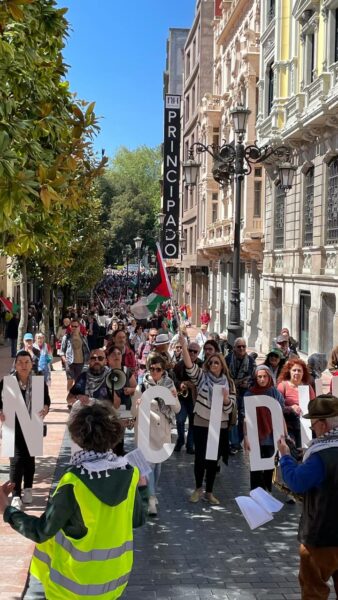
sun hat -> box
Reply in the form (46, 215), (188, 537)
(23, 333), (33, 341)
(153, 333), (170, 346)
(303, 394), (338, 419)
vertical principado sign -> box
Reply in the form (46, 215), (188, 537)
(162, 94), (181, 259)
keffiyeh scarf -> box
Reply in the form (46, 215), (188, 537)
(70, 449), (129, 478)
(303, 427), (338, 462)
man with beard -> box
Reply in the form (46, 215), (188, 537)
(66, 348), (111, 408)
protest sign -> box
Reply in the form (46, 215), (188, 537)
(137, 385), (176, 463)
(205, 385), (224, 460)
(1, 376), (44, 457)
(244, 395), (284, 471)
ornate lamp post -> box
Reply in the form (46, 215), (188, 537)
(134, 236), (143, 299)
(183, 104), (296, 347)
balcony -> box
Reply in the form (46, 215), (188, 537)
(304, 74), (331, 111)
(329, 61), (338, 91)
(284, 94), (305, 126)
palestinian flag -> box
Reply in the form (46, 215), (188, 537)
(130, 243), (172, 319)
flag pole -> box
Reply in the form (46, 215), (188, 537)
(156, 242), (181, 329)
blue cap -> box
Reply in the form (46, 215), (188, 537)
(23, 333), (33, 341)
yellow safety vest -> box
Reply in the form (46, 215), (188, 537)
(30, 467), (139, 600)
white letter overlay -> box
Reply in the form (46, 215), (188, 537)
(137, 385), (176, 463)
(1, 376), (44, 458)
(244, 395), (284, 471)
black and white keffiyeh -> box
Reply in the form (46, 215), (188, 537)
(303, 427), (338, 462)
(70, 449), (129, 477)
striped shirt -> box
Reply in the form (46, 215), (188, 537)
(186, 363), (235, 428)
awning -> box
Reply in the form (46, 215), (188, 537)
(0, 297), (13, 312)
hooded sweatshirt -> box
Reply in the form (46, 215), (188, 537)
(4, 464), (148, 543)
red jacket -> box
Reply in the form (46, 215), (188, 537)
(122, 346), (136, 372)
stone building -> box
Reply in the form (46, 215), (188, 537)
(187, 0), (263, 345)
(179, 0), (215, 323)
(257, 0), (338, 357)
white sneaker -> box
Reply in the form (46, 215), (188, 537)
(22, 488), (32, 504)
(148, 496), (158, 516)
(11, 496), (23, 510)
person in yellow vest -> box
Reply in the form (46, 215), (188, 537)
(0, 402), (148, 600)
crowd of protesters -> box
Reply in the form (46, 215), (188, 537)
(2, 292), (338, 599)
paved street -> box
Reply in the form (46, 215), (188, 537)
(0, 339), (335, 599)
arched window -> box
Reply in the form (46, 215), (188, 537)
(303, 166), (314, 246)
(326, 158), (338, 244)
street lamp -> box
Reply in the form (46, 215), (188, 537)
(183, 103), (296, 347)
(134, 236), (143, 299)
(157, 212), (165, 251)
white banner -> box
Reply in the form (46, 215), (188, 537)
(1, 376), (44, 457)
(206, 385), (224, 460)
(298, 385), (311, 447)
(244, 395), (284, 471)
(137, 385), (176, 463)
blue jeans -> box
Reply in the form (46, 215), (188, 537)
(176, 397), (194, 449)
(147, 462), (161, 497)
(10, 338), (17, 358)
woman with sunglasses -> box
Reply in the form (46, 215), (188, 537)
(139, 353), (180, 516)
(178, 334), (236, 505)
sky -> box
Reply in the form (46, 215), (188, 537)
(60, 0), (196, 158)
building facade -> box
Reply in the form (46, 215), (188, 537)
(192, 0), (263, 346)
(179, 0), (215, 324)
(258, 0), (338, 357)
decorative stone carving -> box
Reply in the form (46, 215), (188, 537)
(326, 252), (337, 270)
(303, 253), (312, 271)
(275, 254), (284, 269)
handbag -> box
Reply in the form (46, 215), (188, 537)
(272, 438), (303, 503)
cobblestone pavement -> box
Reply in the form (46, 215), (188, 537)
(0, 340), (335, 599)
(24, 427), (335, 600)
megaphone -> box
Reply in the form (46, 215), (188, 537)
(106, 368), (127, 392)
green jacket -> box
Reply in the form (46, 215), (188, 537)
(4, 464), (148, 543)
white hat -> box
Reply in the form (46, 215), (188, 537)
(153, 334), (170, 346)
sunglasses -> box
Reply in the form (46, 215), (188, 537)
(90, 355), (105, 362)
(149, 366), (162, 372)
(209, 361), (221, 366)
(188, 349), (198, 353)
(175, 346), (182, 349)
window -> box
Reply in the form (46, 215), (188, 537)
(213, 128), (219, 149)
(185, 95), (190, 124)
(326, 157), (338, 244)
(267, 0), (275, 25)
(303, 166), (314, 246)
(186, 51), (190, 78)
(254, 181), (262, 217)
(306, 32), (315, 84)
(267, 63), (274, 115)
(274, 187), (285, 249)
(191, 84), (195, 113)
(212, 202), (218, 223)
(189, 226), (193, 254)
(299, 292), (311, 354)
